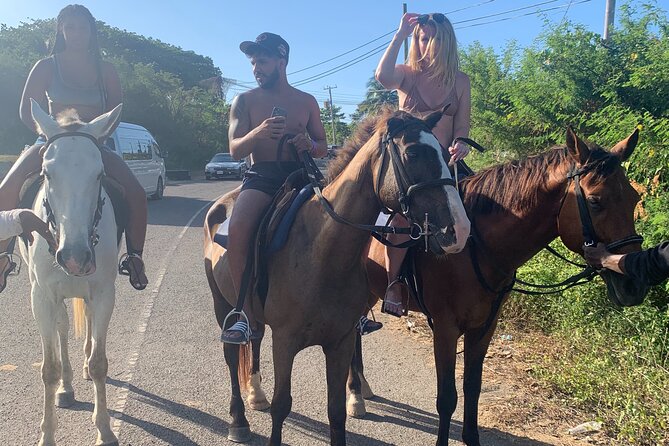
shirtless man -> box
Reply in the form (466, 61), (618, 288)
(221, 32), (327, 344)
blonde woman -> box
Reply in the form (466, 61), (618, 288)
(375, 12), (471, 317)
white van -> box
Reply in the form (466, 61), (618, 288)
(105, 122), (166, 199)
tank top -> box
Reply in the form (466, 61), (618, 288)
(46, 55), (106, 113)
(399, 67), (459, 118)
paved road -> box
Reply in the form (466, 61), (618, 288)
(0, 179), (554, 446)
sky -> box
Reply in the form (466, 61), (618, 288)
(2, 0), (667, 118)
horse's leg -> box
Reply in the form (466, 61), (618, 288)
(247, 325), (270, 411)
(88, 293), (118, 446)
(55, 302), (75, 408)
(224, 332), (251, 442)
(207, 262), (251, 442)
(32, 294), (61, 446)
(83, 305), (92, 380)
(346, 332), (366, 418)
(324, 332), (356, 446)
(433, 322), (460, 446)
(268, 336), (299, 446)
(461, 323), (497, 446)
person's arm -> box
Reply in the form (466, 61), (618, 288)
(294, 96), (327, 158)
(228, 93), (286, 160)
(584, 242), (626, 273)
(585, 242), (669, 285)
(19, 59), (52, 134)
(101, 61), (123, 133)
(0, 210), (55, 247)
(375, 13), (418, 90)
(449, 73), (472, 163)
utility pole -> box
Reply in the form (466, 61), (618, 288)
(324, 85), (337, 145)
(603, 0), (616, 42)
(403, 3), (409, 62)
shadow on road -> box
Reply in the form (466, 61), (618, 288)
(147, 195), (214, 227)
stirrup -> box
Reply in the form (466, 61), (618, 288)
(221, 310), (252, 345)
(381, 278), (406, 318)
(118, 252), (147, 290)
(0, 253), (19, 294)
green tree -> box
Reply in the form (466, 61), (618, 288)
(351, 76), (398, 123)
(320, 103), (351, 146)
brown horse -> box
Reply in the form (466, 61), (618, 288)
(347, 127), (648, 446)
(204, 108), (471, 446)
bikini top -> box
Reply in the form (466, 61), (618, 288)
(46, 55), (106, 112)
(399, 67), (459, 118)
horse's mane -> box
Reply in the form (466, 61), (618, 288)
(326, 105), (402, 182)
(55, 109), (85, 131)
(461, 144), (616, 216)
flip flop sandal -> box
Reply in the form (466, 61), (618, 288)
(0, 253), (17, 294)
(220, 320), (262, 345)
(357, 315), (383, 335)
(119, 253), (148, 291)
(380, 278), (406, 318)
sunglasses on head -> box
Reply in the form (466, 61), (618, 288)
(417, 13), (446, 25)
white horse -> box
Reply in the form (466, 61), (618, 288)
(20, 99), (122, 446)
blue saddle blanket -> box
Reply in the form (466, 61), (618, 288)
(214, 184), (315, 254)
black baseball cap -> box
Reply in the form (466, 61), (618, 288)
(240, 32), (290, 62)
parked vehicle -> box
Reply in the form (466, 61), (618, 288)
(105, 122), (167, 199)
(205, 153), (247, 180)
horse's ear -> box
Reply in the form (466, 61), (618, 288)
(82, 103), (123, 140)
(387, 116), (404, 135)
(610, 128), (639, 161)
(30, 99), (60, 139)
(423, 103), (450, 130)
(566, 126), (590, 165)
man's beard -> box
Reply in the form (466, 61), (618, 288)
(258, 67), (280, 89)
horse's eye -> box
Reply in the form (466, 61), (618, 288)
(587, 196), (602, 212)
(405, 148), (419, 159)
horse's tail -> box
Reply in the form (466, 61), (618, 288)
(238, 343), (252, 391)
(72, 298), (86, 339)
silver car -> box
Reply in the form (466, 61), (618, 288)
(205, 153), (247, 180)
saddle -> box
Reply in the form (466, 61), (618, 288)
(213, 168), (313, 305)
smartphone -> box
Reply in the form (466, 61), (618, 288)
(270, 106), (288, 118)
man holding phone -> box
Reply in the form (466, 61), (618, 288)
(221, 32), (328, 344)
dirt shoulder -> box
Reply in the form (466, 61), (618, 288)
(380, 309), (615, 446)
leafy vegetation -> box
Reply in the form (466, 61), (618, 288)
(459, 3), (668, 444)
(0, 19), (228, 169)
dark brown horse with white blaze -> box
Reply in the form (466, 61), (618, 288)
(204, 108), (471, 445)
(348, 127), (648, 446)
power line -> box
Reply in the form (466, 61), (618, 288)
(456, 0), (592, 29)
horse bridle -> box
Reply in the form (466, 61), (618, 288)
(41, 131), (106, 254)
(303, 119), (457, 249)
(564, 155), (643, 251)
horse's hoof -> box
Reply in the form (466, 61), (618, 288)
(347, 393), (367, 418)
(228, 426), (252, 443)
(248, 397), (270, 411)
(360, 376), (375, 399)
(55, 390), (75, 408)
(83, 367), (91, 381)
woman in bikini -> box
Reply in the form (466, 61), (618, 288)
(375, 12), (472, 317)
(0, 4), (148, 293)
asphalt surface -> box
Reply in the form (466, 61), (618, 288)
(0, 178), (546, 446)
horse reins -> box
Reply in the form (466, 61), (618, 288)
(469, 153), (644, 339)
(41, 132), (107, 255)
(302, 121), (457, 250)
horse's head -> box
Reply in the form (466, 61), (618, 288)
(374, 108), (470, 254)
(557, 127), (648, 306)
(31, 99), (122, 276)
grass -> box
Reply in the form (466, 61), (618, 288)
(501, 242), (669, 445)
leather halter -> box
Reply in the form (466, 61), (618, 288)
(41, 131), (106, 254)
